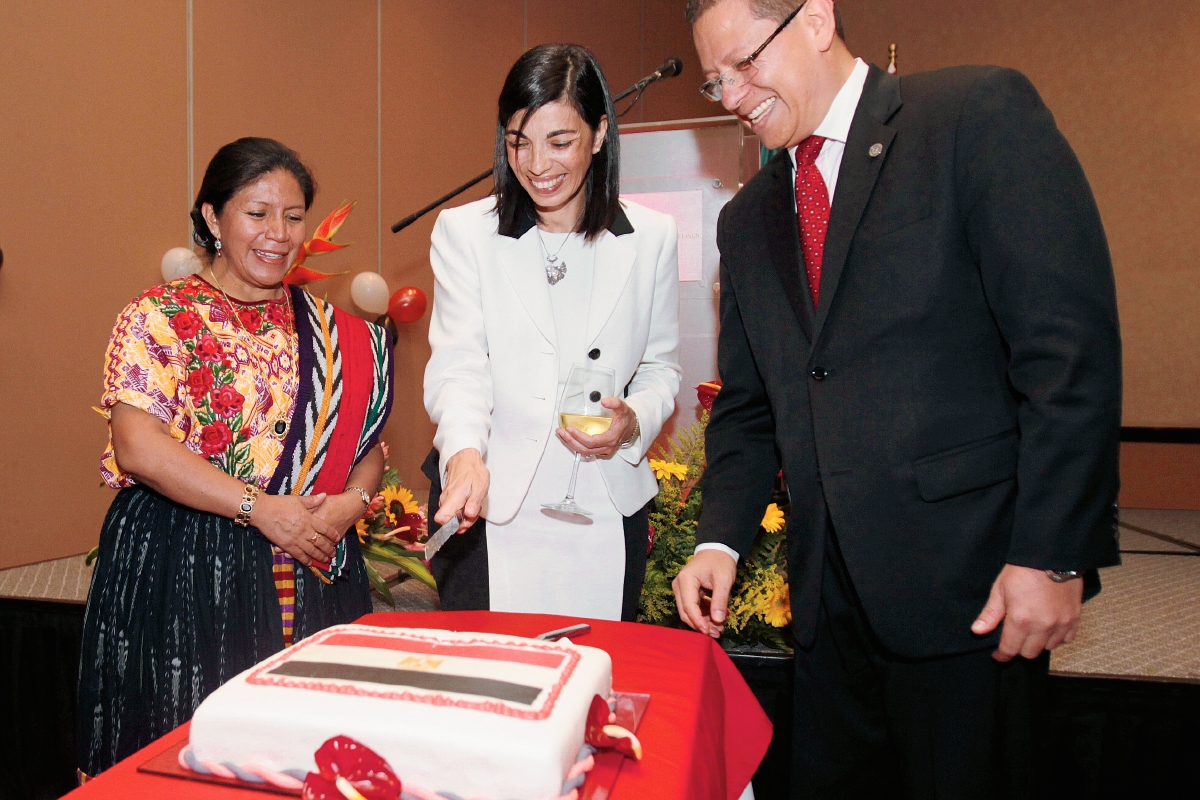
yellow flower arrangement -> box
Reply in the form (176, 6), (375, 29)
(354, 462), (436, 605)
(649, 459), (688, 481)
(639, 405), (793, 652)
(379, 484), (420, 522)
(760, 503), (784, 533)
(763, 580), (792, 628)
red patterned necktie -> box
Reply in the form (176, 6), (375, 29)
(794, 135), (830, 308)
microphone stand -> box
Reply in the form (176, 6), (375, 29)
(390, 62), (680, 235)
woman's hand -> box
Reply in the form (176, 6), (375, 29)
(312, 491), (371, 544)
(436, 448), (490, 528)
(557, 397), (637, 459)
(251, 493), (340, 566)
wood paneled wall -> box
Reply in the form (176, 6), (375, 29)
(0, 0), (720, 570)
(2, 0), (1196, 569)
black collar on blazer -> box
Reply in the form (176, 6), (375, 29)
(500, 201), (635, 239)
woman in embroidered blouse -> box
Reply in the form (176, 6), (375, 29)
(77, 138), (393, 779)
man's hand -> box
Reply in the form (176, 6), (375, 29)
(435, 448), (489, 527)
(672, 549), (738, 638)
(971, 564), (1084, 661)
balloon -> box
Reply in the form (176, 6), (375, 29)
(388, 286), (427, 324)
(351, 272), (390, 315)
(161, 247), (202, 282)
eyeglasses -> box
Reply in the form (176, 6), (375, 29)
(699, 0), (807, 102)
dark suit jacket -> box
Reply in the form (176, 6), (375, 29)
(696, 64), (1122, 658)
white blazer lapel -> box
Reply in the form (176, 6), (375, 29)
(585, 230), (637, 347)
(498, 228), (557, 347)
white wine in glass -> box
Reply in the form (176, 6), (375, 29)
(543, 363), (616, 517)
(558, 414), (612, 436)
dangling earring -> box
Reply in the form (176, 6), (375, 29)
(214, 239), (223, 256)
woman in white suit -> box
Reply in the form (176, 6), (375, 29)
(423, 44), (680, 621)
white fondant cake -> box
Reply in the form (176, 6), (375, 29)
(187, 624), (613, 800)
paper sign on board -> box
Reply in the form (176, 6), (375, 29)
(622, 190), (704, 282)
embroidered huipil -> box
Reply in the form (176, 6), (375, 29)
(98, 274), (298, 489)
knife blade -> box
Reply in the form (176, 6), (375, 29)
(423, 515), (461, 560)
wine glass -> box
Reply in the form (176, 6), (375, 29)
(543, 363), (616, 517)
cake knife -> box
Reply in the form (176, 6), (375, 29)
(423, 515), (461, 560)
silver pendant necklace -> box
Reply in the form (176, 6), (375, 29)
(537, 228), (570, 285)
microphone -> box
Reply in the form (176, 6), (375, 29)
(615, 57), (684, 102)
(638, 57), (683, 89)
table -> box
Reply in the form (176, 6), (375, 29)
(64, 611), (773, 800)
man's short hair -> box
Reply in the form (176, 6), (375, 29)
(685, 0), (845, 40)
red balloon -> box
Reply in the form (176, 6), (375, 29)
(387, 286), (427, 324)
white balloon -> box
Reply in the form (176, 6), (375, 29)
(161, 247), (202, 282)
(351, 271), (390, 315)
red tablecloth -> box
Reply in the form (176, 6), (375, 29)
(65, 611), (773, 800)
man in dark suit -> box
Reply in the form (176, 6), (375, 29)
(672, 0), (1122, 795)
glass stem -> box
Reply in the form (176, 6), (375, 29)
(564, 453), (583, 502)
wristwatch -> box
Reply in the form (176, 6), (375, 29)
(346, 485), (372, 508)
(1045, 570), (1082, 583)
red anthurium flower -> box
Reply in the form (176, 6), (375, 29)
(300, 772), (341, 800)
(696, 380), (722, 412)
(303, 736), (402, 800)
(584, 695), (616, 747)
(583, 695), (643, 761)
(394, 512), (425, 543)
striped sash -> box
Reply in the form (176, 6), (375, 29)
(264, 287), (393, 643)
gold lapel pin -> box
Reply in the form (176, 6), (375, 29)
(869, 143), (884, 158)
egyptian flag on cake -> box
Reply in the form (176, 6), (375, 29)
(247, 625), (582, 720)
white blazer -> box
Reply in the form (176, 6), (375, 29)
(424, 197), (681, 525)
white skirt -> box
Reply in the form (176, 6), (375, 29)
(485, 434), (626, 621)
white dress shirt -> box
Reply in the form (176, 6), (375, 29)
(696, 58), (869, 565)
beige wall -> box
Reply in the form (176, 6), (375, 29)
(839, 0), (1200, 428)
(2, 1), (1197, 569)
(0, 0), (721, 570)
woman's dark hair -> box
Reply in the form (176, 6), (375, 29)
(190, 137), (316, 256)
(493, 44), (621, 241)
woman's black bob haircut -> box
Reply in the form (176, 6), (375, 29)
(191, 137), (316, 256)
(493, 44), (621, 241)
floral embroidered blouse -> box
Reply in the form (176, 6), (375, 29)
(99, 274), (299, 490)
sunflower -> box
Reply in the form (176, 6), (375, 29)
(378, 485), (419, 525)
(763, 579), (791, 628)
(355, 518), (370, 544)
(650, 459), (688, 481)
(760, 503), (785, 533)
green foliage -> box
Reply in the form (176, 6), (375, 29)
(637, 412), (793, 652)
(356, 463), (436, 608)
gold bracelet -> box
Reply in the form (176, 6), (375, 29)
(234, 483), (259, 527)
(619, 416), (641, 449)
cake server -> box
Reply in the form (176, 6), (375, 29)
(423, 515), (461, 560)
(534, 623), (591, 641)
